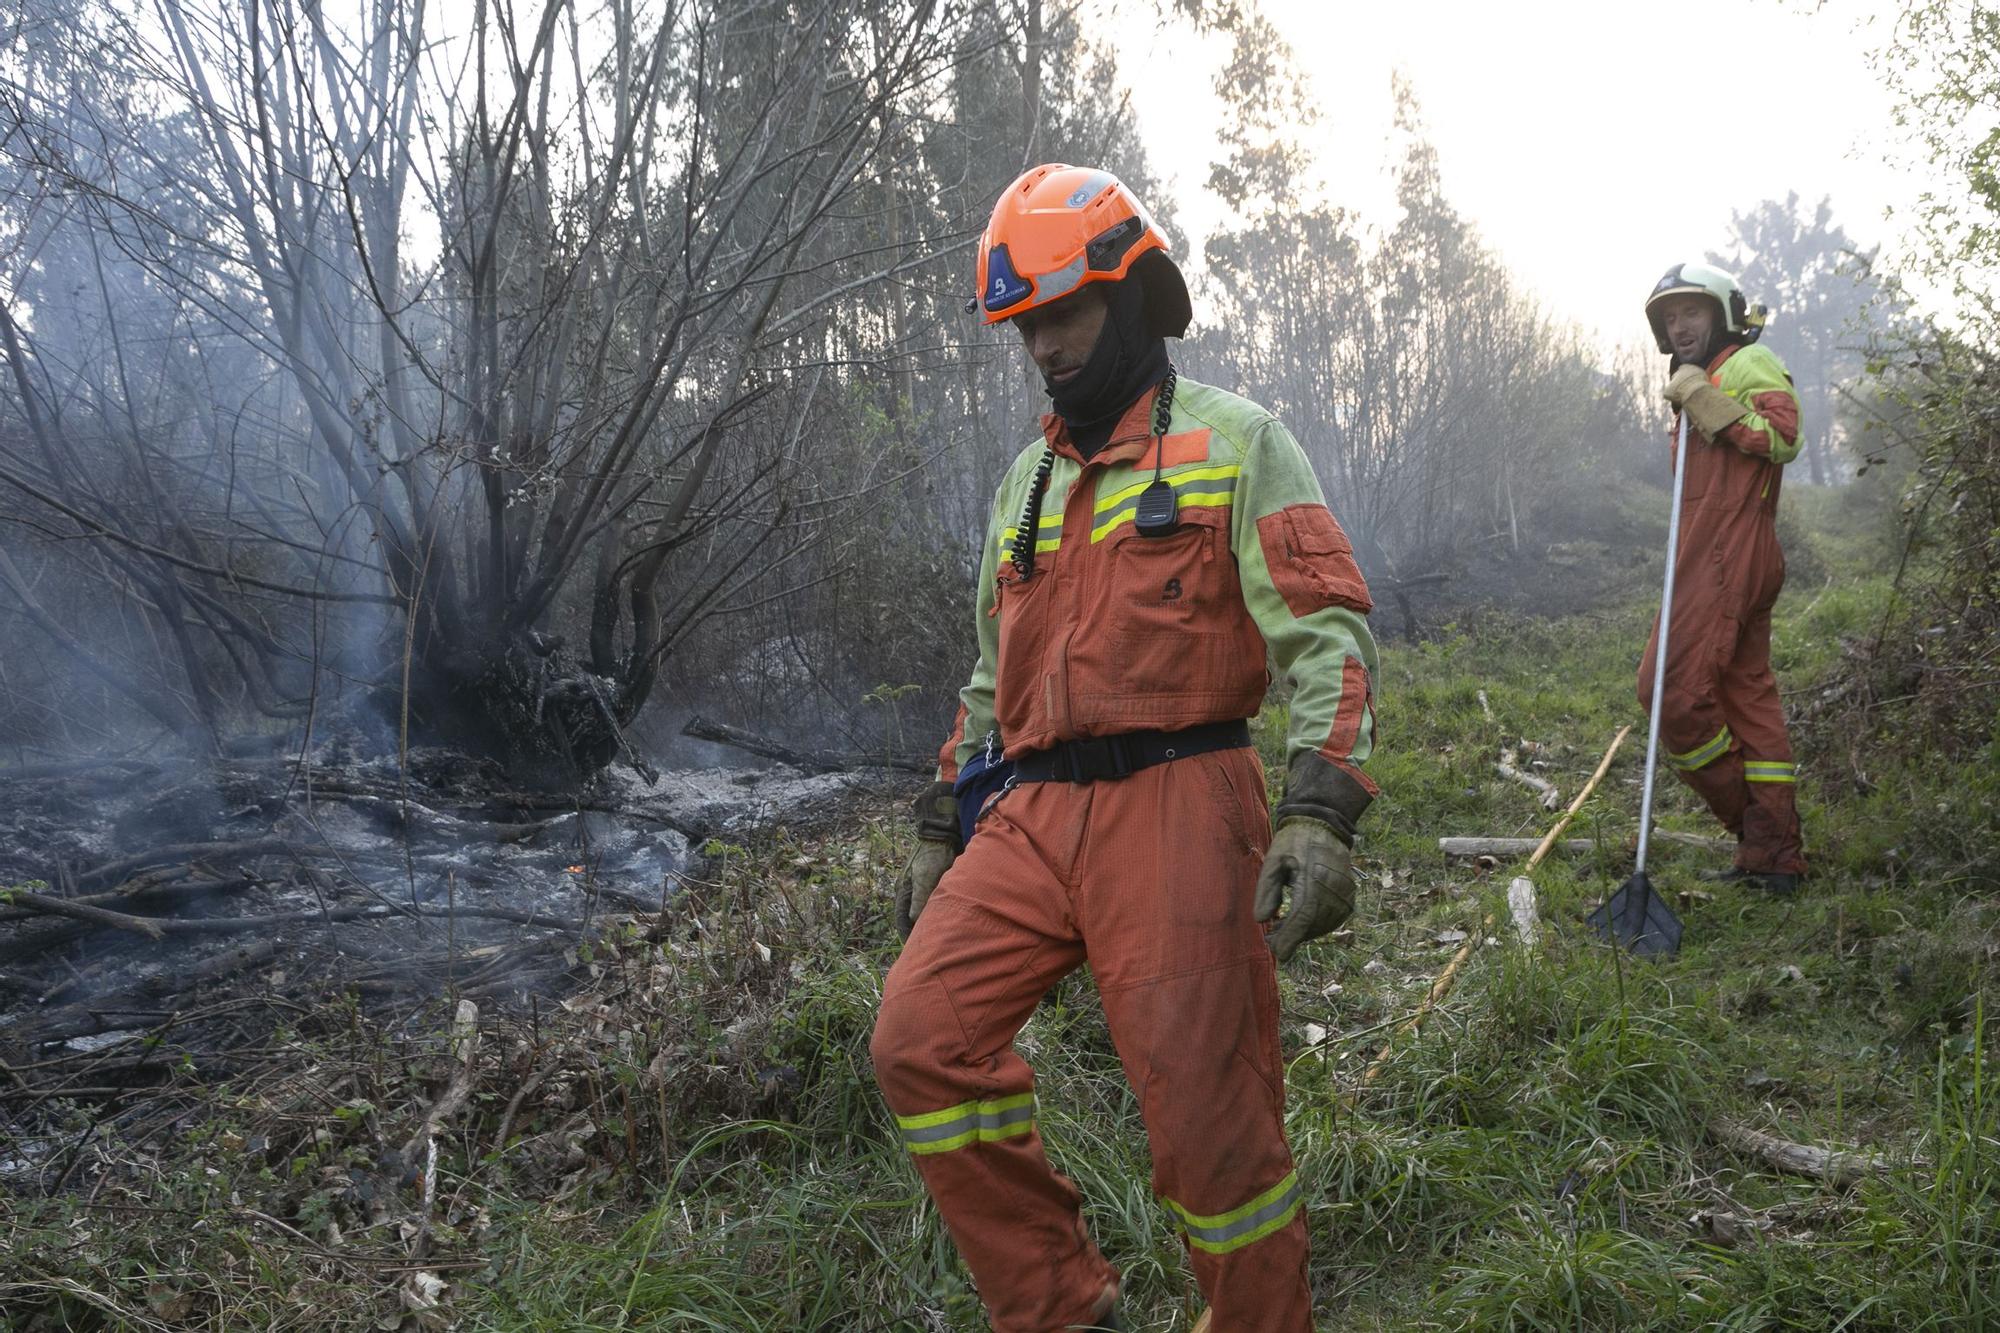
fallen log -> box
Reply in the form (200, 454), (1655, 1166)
(0, 757), (160, 782)
(1707, 1117), (1907, 1186)
(0, 872), (258, 926)
(1441, 837), (1594, 859)
(1438, 828), (1735, 859)
(1, 889), (165, 940)
(682, 714), (930, 775)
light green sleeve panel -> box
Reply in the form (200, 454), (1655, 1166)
(940, 477), (1009, 782)
(1224, 412), (1380, 773)
(1718, 343), (1803, 465)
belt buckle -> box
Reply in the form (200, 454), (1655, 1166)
(1060, 739), (1097, 784)
(1104, 735), (1133, 779)
(1063, 735), (1132, 783)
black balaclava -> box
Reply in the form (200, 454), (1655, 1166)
(1044, 275), (1169, 459)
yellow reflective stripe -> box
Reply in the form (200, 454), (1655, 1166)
(1092, 489), (1234, 544)
(895, 1093), (1035, 1156)
(1668, 726), (1731, 771)
(999, 515), (1064, 556)
(1164, 1172), (1302, 1255)
(1093, 464), (1241, 515)
(1744, 761), (1796, 784)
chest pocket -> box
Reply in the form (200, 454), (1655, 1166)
(1106, 506), (1231, 634)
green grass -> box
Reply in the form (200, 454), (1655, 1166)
(4, 527), (1996, 1330)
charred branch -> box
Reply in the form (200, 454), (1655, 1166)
(681, 714), (930, 775)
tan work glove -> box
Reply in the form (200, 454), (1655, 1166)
(1255, 817), (1356, 962)
(894, 780), (959, 939)
(1663, 364), (1748, 440)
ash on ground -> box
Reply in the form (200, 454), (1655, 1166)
(0, 744), (905, 1189)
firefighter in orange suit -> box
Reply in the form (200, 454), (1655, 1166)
(1642, 262), (1807, 893)
(870, 165), (1380, 1332)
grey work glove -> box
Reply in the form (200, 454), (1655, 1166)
(894, 780), (959, 940)
(1663, 364), (1748, 440)
(1258, 750), (1374, 963)
(1255, 817), (1356, 962)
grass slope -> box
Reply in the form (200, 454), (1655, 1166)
(6, 500), (1996, 1330)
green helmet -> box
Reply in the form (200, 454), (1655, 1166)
(1644, 261), (1767, 353)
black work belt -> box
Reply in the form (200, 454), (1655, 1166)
(1012, 720), (1251, 785)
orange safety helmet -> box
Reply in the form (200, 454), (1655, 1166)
(974, 164), (1192, 336)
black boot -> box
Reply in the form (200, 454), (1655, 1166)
(1749, 871), (1800, 897)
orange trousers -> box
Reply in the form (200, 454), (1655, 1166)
(870, 748), (1312, 1332)
(1637, 584), (1805, 876)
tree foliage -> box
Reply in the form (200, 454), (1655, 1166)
(1191, 32), (1637, 576)
(1858, 1), (2000, 742)
(0, 0), (1152, 774)
(1709, 192), (1905, 484)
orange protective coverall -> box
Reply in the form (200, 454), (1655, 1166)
(1637, 341), (1806, 876)
(872, 377), (1377, 1331)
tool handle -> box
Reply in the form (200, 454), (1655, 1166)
(1635, 413), (1692, 875)
(1524, 724), (1632, 873)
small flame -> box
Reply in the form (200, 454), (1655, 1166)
(566, 865), (585, 874)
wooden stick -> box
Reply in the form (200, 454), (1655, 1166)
(401, 1000), (482, 1163)
(1350, 725), (1632, 1099)
(681, 714), (930, 774)
(0, 900), (587, 937)
(1524, 725), (1632, 870)
(0, 875), (257, 926)
(1348, 913), (1495, 1102)
(1707, 1117), (1907, 1186)
(1, 889), (165, 939)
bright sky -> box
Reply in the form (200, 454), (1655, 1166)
(1124, 0), (1916, 350)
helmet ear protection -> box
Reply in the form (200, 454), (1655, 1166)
(1741, 301), (1769, 343)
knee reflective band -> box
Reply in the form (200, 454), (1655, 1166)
(1668, 725), (1732, 772)
(895, 1094), (1036, 1155)
(1744, 760), (1797, 784)
(1164, 1172), (1302, 1255)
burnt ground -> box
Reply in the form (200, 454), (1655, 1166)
(0, 742), (906, 1194)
